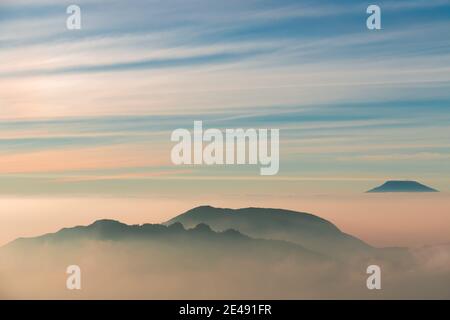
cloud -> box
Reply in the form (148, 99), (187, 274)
(0, 0), (449, 194)
(338, 152), (450, 162)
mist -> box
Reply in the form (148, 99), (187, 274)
(1, 236), (449, 299)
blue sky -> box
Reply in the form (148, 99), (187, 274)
(0, 0), (450, 196)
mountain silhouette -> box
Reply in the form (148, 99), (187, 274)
(1, 208), (421, 299)
(367, 180), (438, 193)
(6, 218), (324, 262)
(165, 206), (373, 257)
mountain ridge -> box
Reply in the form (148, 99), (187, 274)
(165, 205), (373, 257)
(7, 205), (415, 262)
(6, 217), (327, 259)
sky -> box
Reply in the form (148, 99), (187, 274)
(0, 0), (450, 246)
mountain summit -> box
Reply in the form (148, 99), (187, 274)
(367, 180), (438, 193)
(165, 206), (372, 257)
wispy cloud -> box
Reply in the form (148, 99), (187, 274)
(1, 0), (450, 194)
(338, 152), (450, 162)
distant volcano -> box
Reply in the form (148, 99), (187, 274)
(367, 180), (438, 193)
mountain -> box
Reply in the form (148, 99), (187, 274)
(0, 209), (427, 299)
(6, 219), (323, 263)
(164, 206), (373, 258)
(367, 180), (438, 193)
(1, 218), (335, 299)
